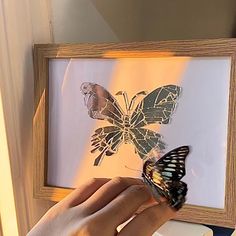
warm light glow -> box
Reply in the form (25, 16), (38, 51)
(73, 56), (190, 187)
(103, 50), (174, 58)
(0, 92), (19, 236)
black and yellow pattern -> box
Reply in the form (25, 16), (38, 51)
(142, 146), (189, 210)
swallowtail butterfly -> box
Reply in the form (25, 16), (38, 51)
(142, 146), (189, 210)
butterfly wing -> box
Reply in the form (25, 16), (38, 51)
(81, 82), (125, 127)
(91, 126), (123, 165)
(155, 145), (189, 180)
(129, 128), (166, 160)
(166, 181), (187, 210)
(130, 85), (181, 128)
(142, 146), (190, 210)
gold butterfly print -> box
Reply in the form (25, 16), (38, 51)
(81, 82), (181, 166)
(143, 145), (190, 210)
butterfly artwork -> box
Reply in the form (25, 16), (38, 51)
(142, 146), (190, 210)
(80, 82), (181, 166)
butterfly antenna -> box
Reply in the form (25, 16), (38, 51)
(129, 91), (148, 111)
(124, 165), (142, 173)
(116, 91), (129, 113)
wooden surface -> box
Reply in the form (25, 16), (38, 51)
(35, 39), (236, 57)
(34, 39), (236, 228)
(0, 0), (55, 235)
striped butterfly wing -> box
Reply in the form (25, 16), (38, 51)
(142, 146), (190, 210)
(129, 85), (181, 160)
(91, 126), (123, 166)
(129, 128), (166, 160)
(155, 145), (189, 180)
(130, 85), (181, 128)
(81, 83), (125, 165)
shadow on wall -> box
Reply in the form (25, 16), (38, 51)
(231, 16), (236, 37)
(91, 0), (236, 41)
(51, 0), (236, 43)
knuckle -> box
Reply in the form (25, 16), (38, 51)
(111, 177), (143, 189)
(87, 178), (99, 185)
(90, 178), (97, 183)
(80, 218), (99, 235)
(74, 205), (87, 217)
(129, 185), (151, 200)
(112, 176), (127, 186)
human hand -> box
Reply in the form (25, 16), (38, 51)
(28, 177), (176, 236)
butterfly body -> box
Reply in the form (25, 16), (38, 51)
(142, 146), (190, 210)
(121, 115), (130, 143)
(81, 82), (181, 165)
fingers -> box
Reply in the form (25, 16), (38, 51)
(97, 184), (153, 227)
(60, 178), (110, 208)
(119, 202), (176, 236)
(81, 177), (144, 214)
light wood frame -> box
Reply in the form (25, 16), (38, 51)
(33, 39), (236, 228)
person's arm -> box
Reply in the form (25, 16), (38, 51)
(28, 177), (176, 236)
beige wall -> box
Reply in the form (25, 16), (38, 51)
(0, 1), (54, 235)
(51, 0), (236, 43)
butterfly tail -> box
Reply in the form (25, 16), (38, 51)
(167, 181), (187, 210)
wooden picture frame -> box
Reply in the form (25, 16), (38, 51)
(33, 39), (236, 228)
